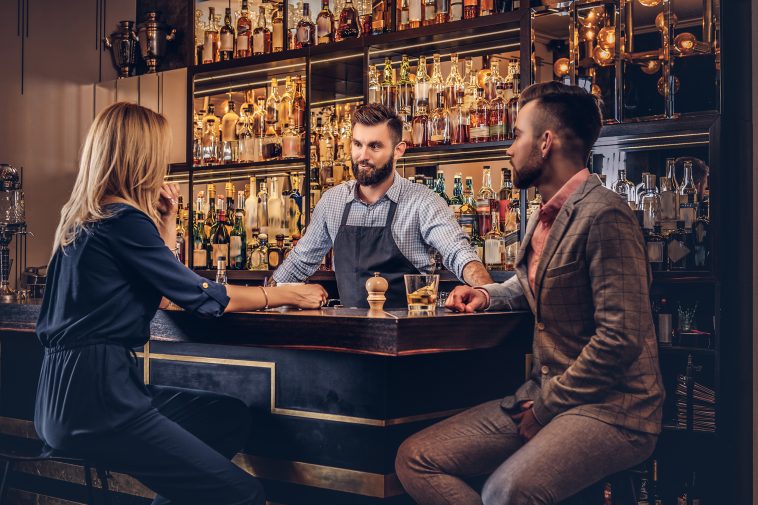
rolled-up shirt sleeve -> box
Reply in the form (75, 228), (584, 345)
(111, 209), (229, 317)
(418, 191), (482, 282)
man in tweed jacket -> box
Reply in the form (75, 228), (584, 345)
(395, 82), (665, 505)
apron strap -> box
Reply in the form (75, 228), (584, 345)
(385, 200), (398, 228)
(339, 200), (354, 227)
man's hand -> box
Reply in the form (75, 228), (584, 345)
(445, 286), (488, 313)
(510, 401), (543, 441)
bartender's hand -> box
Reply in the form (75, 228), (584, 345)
(445, 286), (488, 313)
(157, 183), (181, 222)
(510, 401), (543, 441)
(279, 284), (329, 309)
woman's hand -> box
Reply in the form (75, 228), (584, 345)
(157, 183), (181, 222)
(279, 284), (329, 309)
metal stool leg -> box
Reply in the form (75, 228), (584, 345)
(83, 464), (95, 505)
(95, 467), (111, 505)
(0, 459), (12, 505)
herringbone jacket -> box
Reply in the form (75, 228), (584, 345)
(484, 175), (665, 434)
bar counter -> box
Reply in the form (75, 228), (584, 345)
(0, 302), (533, 504)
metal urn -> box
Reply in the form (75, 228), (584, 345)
(137, 12), (177, 74)
(104, 21), (139, 78)
(0, 164), (26, 303)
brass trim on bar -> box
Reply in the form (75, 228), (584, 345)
(145, 352), (463, 427)
(7, 488), (86, 505)
(0, 416), (403, 499)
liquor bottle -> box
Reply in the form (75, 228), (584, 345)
(450, 0), (463, 20)
(397, 55), (414, 116)
(230, 192), (247, 270)
(272, 5), (284, 51)
(316, 0), (335, 43)
(338, 0), (361, 38)
(265, 79), (280, 126)
(282, 123), (302, 159)
(318, 119), (335, 167)
(409, 0), (422, 28)
(220, 8), (236, 61)
(430, 54), (445, 108)
(236, 0), (253, 58)
(175, 206), (186, 265)
(411, 105), (429, 147)
(488, 82), (507, 141)
(679, 160), (698, 230)
(444, 53), (465, 108)
(253, 6), (272, 55)
(658, 175), (679, 230)
(484, 211), (504, 270)
(400, 112), (413, 144)
(268, 178), (285, 238)
(463, 0), (478, 19)
(360, 0), (373, 35)
(462, 57), (478, 112)
(205, 184), (217, 237)
(221, 101), (240, 163)
(238, 106), (255, 162)
(399, 0), (411, 29)
(613, 169), (636, 209)
(279, 76), (294, 127)
(201, 104), (220, 164)
(665, 157), (680, 192)
(263, 123), (282, 160)
(267, 234), (285, 270)
(507, 64), (521, 137)
(526, 189), (541, 221)
(289, 174), (304, 236)
(292, 77), (306, 131)
(211, 209), (231, 266)
(257, 182), (269, 236)
(477, 165), (496, 235)
(639, 173), (662, 231)
(193, 206), (208, 269)
(434, 170), (451, 204)
(429, 93), (451, 145)
(381, 58), (397, 113)
(647, 224), (665, 271)
(469, 88), (490, 143)
(479, 0), (493, 16)
(459, 177), (477, 238)
(423, 0), (436, 26)
(651, 460), (663, 505)
(310, 166), (322, 211)
(449, 174), (464, 220)
(483, 59), (503, 101)
(202, 8), (220, 64)
(692, 198), (710, 269)
(368, 65), (381, 104)
(296, 4), (316, 47)
(498, 167), (513, 231)
(436, 0), (450, 23)
(244, 178), (258, 237)
(215, 256), (228, 285)
(414, 55), (431, 112)
(251, 233), (270, 270)
(451, 93), (469, 144)
(667, 220), (692, 270)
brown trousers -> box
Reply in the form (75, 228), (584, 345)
(395, 399), (656, 505)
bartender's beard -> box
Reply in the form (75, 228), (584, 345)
(512, 143), (545, 189)
(353, 154), (395, 187)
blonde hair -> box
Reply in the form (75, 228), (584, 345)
(53, 102), (171, 253)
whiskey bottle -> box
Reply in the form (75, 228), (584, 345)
(250, 233), (270, 270)
(429, 93), (451, 145)
(397, 55), (414, 116)
(463, 0), (478, 19)
(193, 206), (208, 269)
(265, 79), (280, 126)
(253, 6), (272, 55)
(296, 4), (316, 47)
(451, 93), (470, 144)
(368, 65), (381, 105)
(479, 0), (493, 16)
(268, 234), (286, 269)
(679, 160), (698, 230)
(484, 211), (504, 270)
(338, 0), (361, 38)
(381, 58), (397, 113)
(639, 173), (662, 231)
(289, 174), (304, 237)
(175, 205), (186, 265)
(613, 169), (636, 210)
(436, 0), (450, 23)
(282, 123), (302, 159)
(316, 0), (335, 44)
(293, 77), (306, 132)
(459, 177), (478, 238)
(659, 175), (679, 229)
(462, 57), (478, 112)
(279, 76), (294, 127)
(507, 64), (521, 137)
(444, 53), (465, 109)
(399, 0), (411, 29)
(409, 0), (423, 28)
(202, 8), (220, 64)
(411, 105), (429, 147)
(469, 88), (490, 143)
(238, 106), (256, 162)
(230, 192), (247, 270)
(220, 8), (236, 61)
(692, 199), (710, 269)
(477, 165), (496, 235)
(483, 58), (503, 101)
(201, 104), (220, 164)
(221, 101), (240, 163)
(429, 54), (445, 109)
(488, 82), (507, 141)
(423, 0), (436, 26)
(667, 220), (692, 270)
(211, 209), (231, 266)
(257, 182), (270, 236)
(498, 167), (513, 231)
(236, 1), (253, 58)
(272, 5), (284, 51)
(647, 225), (666, 272)
(263, 123), (282, 160)
(414, 55), (431, 112)
(449, 174), (464, 220)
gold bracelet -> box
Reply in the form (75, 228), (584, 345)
(258, 286), (269, 310)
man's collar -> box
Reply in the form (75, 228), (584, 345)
(350, 170), (403, 205)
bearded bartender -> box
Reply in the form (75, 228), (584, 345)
(271, 104), (492, 308)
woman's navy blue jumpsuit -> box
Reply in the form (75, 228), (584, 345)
(34, 203), (265, 505)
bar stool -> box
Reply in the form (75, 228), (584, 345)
(0, 445), (112, 505)
(559, 470), (637, 505)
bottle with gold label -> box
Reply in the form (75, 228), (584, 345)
(249, 233), (269, 270)
(268, 234), (286, 269)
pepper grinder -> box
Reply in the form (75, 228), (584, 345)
(365, 272), (388, 311)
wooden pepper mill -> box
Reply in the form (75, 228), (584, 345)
(365, 272), (388, 312)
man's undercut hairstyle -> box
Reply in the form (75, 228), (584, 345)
(351, 103), (403, 146)
(518, 82), (603, 164)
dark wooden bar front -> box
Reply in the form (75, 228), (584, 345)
(0, 303), (532, 504)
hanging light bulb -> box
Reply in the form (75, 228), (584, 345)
(655, 11), (678, 31)
(592, 45), (615, 66)
(657, 75), (681, 95)
(638, 0), (662, 6)
(674, 32), (697, 55)
(581, 25), (597, 42)
(640, 59), (662, 75)
(597, 23), (616, 49)
(580, 7), (605, 28)
(591, 83), (602, 96)
(553, 58), (571, 77)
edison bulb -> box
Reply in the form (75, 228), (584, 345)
(638, 0), (662, 6)
(591, 84), (602, 96)
(581, 25), (597, 42)
(592, 46), (615, 66)
(580, 7), (605, 27)
(597, 25), (616, 49)
(640, 59), (662, 75)
(553, 58), (571, 77)
(655, 11), (678, 31)
(657, 75), (681, 95)
(674, 32), (697, 55)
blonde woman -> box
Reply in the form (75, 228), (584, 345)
(34, 102), (327, 505)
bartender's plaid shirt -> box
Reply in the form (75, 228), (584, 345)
(272, 171), (481, 284)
